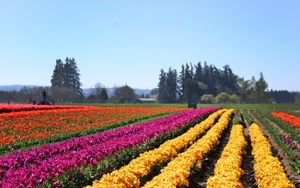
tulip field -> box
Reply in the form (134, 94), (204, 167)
(271, 112), (300, 131)
(0, 105), (185, 154)
(0, 104), (299, 187)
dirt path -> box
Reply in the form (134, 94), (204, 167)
(240, 128), (257, 187)
(247, 111), (300, 186)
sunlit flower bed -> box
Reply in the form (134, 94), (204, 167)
(206, 124), (246, 188)
(271, 112), (300, 131)
(249, 123), (295, 188)
(141, 109), (234, 187)
(0, 107), (217, 187)
(85, 109), (226, 188)
(0, 106), (184, 148)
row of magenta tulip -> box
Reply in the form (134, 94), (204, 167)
(86, 109), (232, 187)
(0, 107), (217, 187)
(206, 124), (247, 187)
(249, 123), (295, 187)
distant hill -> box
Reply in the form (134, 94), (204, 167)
(0, 85), (37, 91)
(0, 85), (151, 97)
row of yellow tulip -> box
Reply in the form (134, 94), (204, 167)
(142, 109), (234, 187)
(249, 123), (295, 188)
(206, 124), (247, 188)
(85, 109), (227, 188)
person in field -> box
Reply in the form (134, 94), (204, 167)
(38, 90), (51, 105)
(28, 97), (33, 104)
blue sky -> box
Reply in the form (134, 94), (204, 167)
(0, 1), (299, 91)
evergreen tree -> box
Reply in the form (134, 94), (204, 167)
(207, 65), (216, 95)
(157, 68), (178, 103)
(194, 62), (206, 97)
(179, 63), (197, 107)
(184, 63), (195, 104)
(178, 65), (186, 102)
(221, 65), (238, 94)
(51, 59), (64, 87)
(165, 68), (177, 103)
(63, 58), (71, 88)
(50, 57), (83, 102)
(202, 62), (210, 94)
(63, 58), (83, 96)
(158, 69), (167, 102)
(213, 66), (222, 94)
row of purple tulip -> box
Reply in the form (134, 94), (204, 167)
(0, 107), (217, 187)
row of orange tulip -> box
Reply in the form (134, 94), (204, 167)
(271, 112), (300, 131)
(0, 106), (183, 147)
(85, 109), (228, 188)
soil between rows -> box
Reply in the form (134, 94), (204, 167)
(240, 112), (257, 188)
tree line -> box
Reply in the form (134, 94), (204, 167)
(0, 58), (138, 104)
(0, 84), (140, 104)
(0, 59), (299, 104)
(157, 62), (299, 104)
(50, 58), (138, 103)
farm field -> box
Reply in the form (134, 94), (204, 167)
(0, 105), (185, 154)
(0, 104), (299, 187)
(2, 1), (300, 187)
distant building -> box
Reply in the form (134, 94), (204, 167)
(136, 98), (158, 103)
